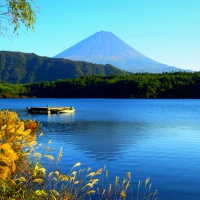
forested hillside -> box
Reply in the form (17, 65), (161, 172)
(0, 72), (200, 98)
(0, 51), (127, 83)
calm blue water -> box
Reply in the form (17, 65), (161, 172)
(0, 98), (200, 200)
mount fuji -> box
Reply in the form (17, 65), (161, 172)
(54, 31), (184, 73)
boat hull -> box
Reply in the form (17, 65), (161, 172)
(59, 109), (75, 113)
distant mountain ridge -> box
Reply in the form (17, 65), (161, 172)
(55, 31), (186, 73)
(0, 51), (127, 83)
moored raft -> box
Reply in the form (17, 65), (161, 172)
(27, 106), (75, 114)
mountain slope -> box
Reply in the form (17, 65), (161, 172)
(55, 31), (185, 73)
(0, 51), (127, 83)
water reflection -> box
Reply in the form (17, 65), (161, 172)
(47, 113), (75, 124)
(42, 113), (149, 161)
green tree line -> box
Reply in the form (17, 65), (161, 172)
(1, 71), (200, 98)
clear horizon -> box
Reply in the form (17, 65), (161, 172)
(1, 0), (200, 71)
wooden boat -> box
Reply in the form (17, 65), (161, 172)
(58, 107), (75, 113)
(27, 106), (75, 114)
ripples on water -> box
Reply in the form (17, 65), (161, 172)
(0, 98), (200, 200)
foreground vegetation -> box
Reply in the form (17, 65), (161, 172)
(0, 71), (200, 98)
(0, 110), (157, 199)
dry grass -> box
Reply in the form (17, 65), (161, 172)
(0, 110), (158, 199)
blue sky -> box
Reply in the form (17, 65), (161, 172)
(1, 0), (200, 71)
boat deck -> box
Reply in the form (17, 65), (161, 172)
(27, 106), (75, 114)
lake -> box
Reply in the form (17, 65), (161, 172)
(0, 98), (200, 200)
